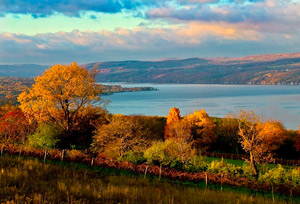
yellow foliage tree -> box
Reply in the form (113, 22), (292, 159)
(18, 62), (103, 139)
(236, 110), (286, 177)
(185, 110), (216, 151)
(166, 120), (196, 164)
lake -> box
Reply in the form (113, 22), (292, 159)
(101, 83), (300, 130)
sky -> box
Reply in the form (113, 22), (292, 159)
(0, 0), (300, 64)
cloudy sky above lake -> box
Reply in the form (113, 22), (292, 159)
(1, 0), (300, 64)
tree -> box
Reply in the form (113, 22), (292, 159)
(294, 125), (300, 152)
(0, 109), (33, 144)
(185, 110), (217, 151)
(18, 62), (103, 147)
(236, 110), (286, 177)
(28, 123), (61, 149)
(93, 115), (152, 159)
(164, 107), (181, 139)
(217, 116), (240, 154)
(165, 120), (195, 164)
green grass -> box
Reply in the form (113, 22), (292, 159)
(204, 156), (290, 169)
(0, 155), (298, 203)
(205, 156), (246, 166)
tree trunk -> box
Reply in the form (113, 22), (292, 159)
(250, 152), (258, 177)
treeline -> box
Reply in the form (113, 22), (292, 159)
(0, 77), (33, 105)
(101, 85), (158, 95)
(0, 77), (157, 105)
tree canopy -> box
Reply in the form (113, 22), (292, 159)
(18, 62), (103, 146)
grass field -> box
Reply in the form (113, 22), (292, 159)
(0, 155), (297, 204)
(204, 156), (289, 170)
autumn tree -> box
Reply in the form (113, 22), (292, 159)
(185, 110), (217, 151)
(165, 120), (196, 163)
(236, 110), (286, 176)
(164, 107), (181, 139)
(18, 62), (103, 147)
(93, 115), (152, 159)
(0, 109), (33, 144)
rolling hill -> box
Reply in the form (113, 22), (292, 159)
(1, 53), (300, 85)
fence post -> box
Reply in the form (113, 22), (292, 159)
(271, 184), (274, 203)
(91, 157), (94, 167)
(19, 146), (22, 158)
(61, 149), (65, 161)
(144, 165), (148, 179)
(1, 145), (4, 157)
(44, 150), (47, 163)
(159, 165), (162, 181)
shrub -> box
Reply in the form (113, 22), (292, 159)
(28, 123), (61, 149)
(120, 151), (146, 165)
(207, 160), (242, 177)
(144, 140), (182, 168)
(184, 155), (208, 172)
(259, 165), (287, 185)
(144, 139), (196, 170)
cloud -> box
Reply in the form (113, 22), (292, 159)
(146, 0), (300, 25)
(1, 19), (300, 64)
(0, 0), (137, 17)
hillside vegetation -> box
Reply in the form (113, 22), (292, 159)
(86, 53), (300, 85)
(1, 53), (300, 84)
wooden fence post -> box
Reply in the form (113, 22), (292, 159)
(91, 157), (94, 167)
(1, 145), (4, 157)
(44, 150), (47, 163)
(144, 165), (148, 179)
(61, 149), (65, 161)
(271, 184), (274, 203)
(159, 165), (162, 181)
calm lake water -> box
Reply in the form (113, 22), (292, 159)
(101, 83), (300, 130)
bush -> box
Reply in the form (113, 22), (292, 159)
(28, 123), (61, 149)
(144, 140), (182, 168)
(184, 155), (208, 172)
(207, 160), (242, 177)
(120, 151), (146, 165)
(144, 139), (197, 170)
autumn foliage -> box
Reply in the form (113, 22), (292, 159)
(164, 107), (181, 139)
(0, 109), (32, 144)
(185, 110), (217, 151)
(236, 110), (287, 176)
(18, 62), (104, 147)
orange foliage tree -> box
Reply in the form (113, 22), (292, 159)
(18, 62), (103, 145)
(0, 109), (32, 144)
(185, 110), (216, 151)
(164, 107), (181, 139)
(236, 110), (286, 176)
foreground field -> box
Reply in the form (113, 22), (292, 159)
(0, 156), (295, 204)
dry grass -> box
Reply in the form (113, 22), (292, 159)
(0, 156), (294, 204)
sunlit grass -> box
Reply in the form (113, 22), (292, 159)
(0, 155), (295, 203)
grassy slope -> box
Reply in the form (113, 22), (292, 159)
(0, 155), (295, 204)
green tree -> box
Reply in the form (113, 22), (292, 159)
(28, 123), (61, 149)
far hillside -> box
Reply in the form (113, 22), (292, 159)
(2, 52), (300, 84)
